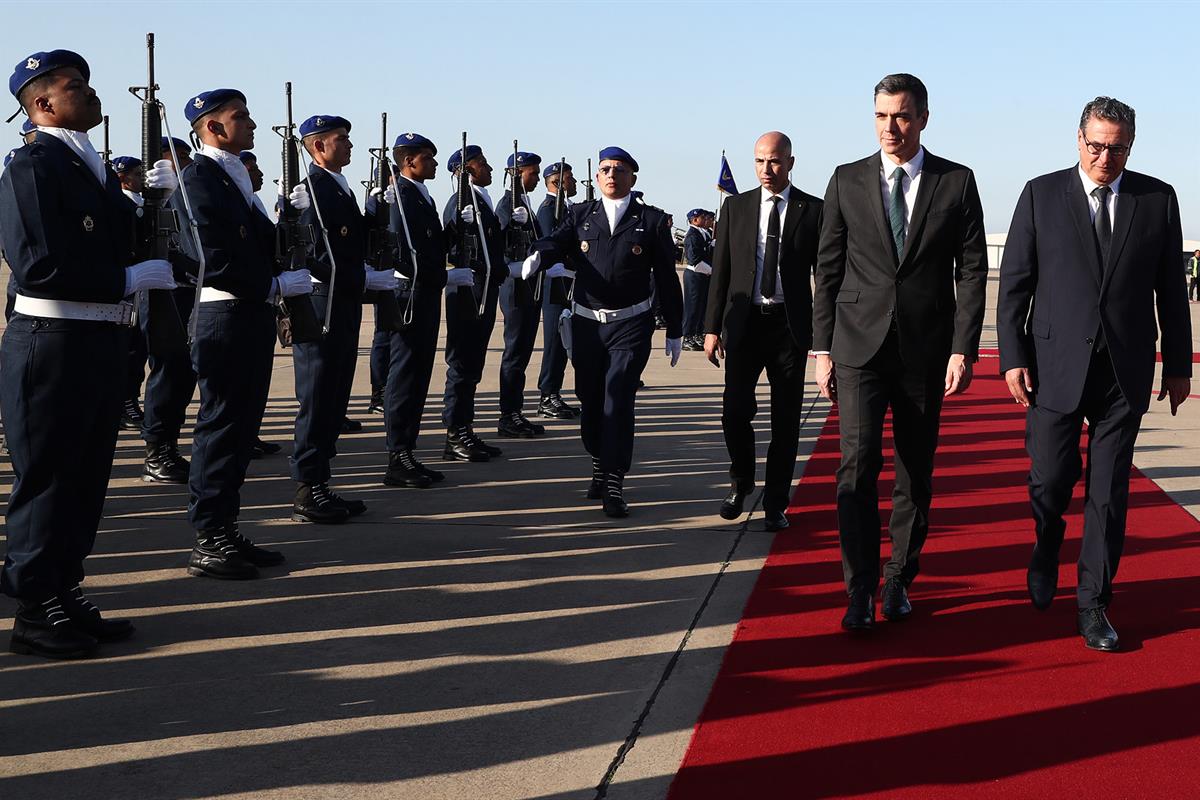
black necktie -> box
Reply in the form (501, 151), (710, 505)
(888, 166), (907, 257)
(1092, 185), (1112, 268)
(761, 196), (780, 300)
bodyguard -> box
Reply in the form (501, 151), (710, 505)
(1, 50), (176, 658)
(523, 147), (683, 516)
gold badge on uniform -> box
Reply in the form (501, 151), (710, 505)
(340, 225), (349, 237)
(631, 244), (643, 255)
(239, 225), (248, 239)
(82, 215), (94, 232)
(580, 241), (590, 253)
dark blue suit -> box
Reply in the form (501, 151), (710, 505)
(0, 133), (132, 602)
(441, 187), (506, 428)
(682, 225), (712, 338)
(495, 189), (542, 414)
(290, 166), (366, 485)
(532, 198), (683, 473)
(385, 176), (447, 451)
(535, 195), (572, 397)
(171, 153), (278, 533)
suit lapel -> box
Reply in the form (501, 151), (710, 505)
(612, 199), (641, 237)
(743, 189), (761, 276)
(780, 186), (804, 258)
(1104, 177), (1137, 289)
(899, 153), (940, 268)
(863, 155), (896, 264)
(1064, 169), (1103, 288)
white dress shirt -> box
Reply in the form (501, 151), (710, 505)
(321, 166), (359, 211)
(36, 126), (106, 185)
(1077, 165), (1122, 230)
(601, 193), (632, 232)
(754, 184), (790, 305)
(122, 188), (144, 208)
(196, 143), (254, 206)
(879, 146), (926, 234)
(472, 183), (494, 212)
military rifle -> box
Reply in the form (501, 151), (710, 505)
(548, 156), (573, 305)
(100, 115), (111, 169)
(506, 139), (538, 306)
(454, 131), (484, 318)
(584, 157), (595, 202)
(366, 113), (405, 330)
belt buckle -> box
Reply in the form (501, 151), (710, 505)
(116, 301), (135, 327)
(595, 308), (610, 324)
(759, 302), (772, 315)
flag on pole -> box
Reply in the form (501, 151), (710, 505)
(716, 153), (738, 195)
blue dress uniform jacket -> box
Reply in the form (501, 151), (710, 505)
(290, 166), (366, 485)
(495, 188), (543, 415)
(683, 225), (709, 266)
(384, 177), (447, 451)
(0, 133), (134, 602)
(682, 225), (712, 339)
(172, 152), (279, 533)
(535, 194), (572, 397)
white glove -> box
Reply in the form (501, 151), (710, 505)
(364, 266), (398, 291)
(287, 183), (311, 211)
(546, 263), (574, 279)
(144, 160), (178, 195)
(446, 267), (475, 288)
(666, 337), (682, 367)
(520, 250), (542, 280)
(511, 206), (529, 225)
(382, 184), (396, 205)
(694, 260), (713, 276)
(276, 269), (314, 297)
(124, 259), (177, 295)
(507, 261), (524, 279)
(459, 205), (475, 224)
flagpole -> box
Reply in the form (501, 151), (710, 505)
(716, 148), (725, 221)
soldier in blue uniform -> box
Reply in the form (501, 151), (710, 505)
(1, 50), (178, 658)
(172, 88), (313, 579)
(288, 114), (391, 521)
(441, 144), (508, 462)
(380, 132), (448, 488)
(681, 207), (714, 350)
(534, 160), (580, 419)
(161, 136), (192, 170)
(112, 156), (152, 428)
(495, 150), (547, 438)
(524, 147), (684, 516)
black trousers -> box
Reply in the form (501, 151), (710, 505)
(442, 281), (500, 429)
(682, 270), (710, 339)
(836, 331), (946, 594)
(572, 311), (653, 474)
(537, 274), (571, 397)
(385, 284), (441, 451)
(1189, 277), (1199, 302)
(721, 308), (807, 513)
(498, 277), (542, 414)
(1026, 349), (1142, 610)
(0, 316), (125, 602)
(142, 287), (197, 447)
(369, 312), (390, 391)
(188, 300), (275, 532)
(290, 290), (361, 485)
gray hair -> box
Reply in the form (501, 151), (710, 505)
(1079, 96), (1135, 136)
(874, 73), (928, 115)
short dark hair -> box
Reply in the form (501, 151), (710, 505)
(874, 73), (928, 114)
(1079, 96), (1135, 137)
(18, 75), (54, 112)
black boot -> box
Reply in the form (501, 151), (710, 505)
(587, 457), (605, 499)
(498, 412), (543, 438)
(143, 441), (190, 484)
(325, 485), (367, 516)
(226, 524), (286, 567)
(341, 416), (363, 433)
(250, 437), (281, 459)
(417, 459), (445, 483)
(292, 482), (353, 524)
(188, 529), (260, 579)
(445, 427), (490, 462)
(384, 449), (434, 488)
(538, 393), (579, 419)
(120, 397), (144, 431)
(463, 427), (502, 457)
(603, 471), (630, 518)
(9, 597), (98, 659)
(367, 386), (385, 414)
(60, 584), (135, 642)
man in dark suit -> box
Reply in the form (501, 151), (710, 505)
(814, 74), (988, 631)
(997, 97), (1191, 652)
(704, 131), (822, 531)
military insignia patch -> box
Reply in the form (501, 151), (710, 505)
(580, 241), (590, 253)
(406, 133), (415, 141)
(193, 97), (205, 109)
(631, 244), (643, 255)
(316, 117), (325, 128)
(339, 225), (349, 237)
(82, 215), (94, 232)
(583, 222), (590, 231)
(26, 58), (40, 70)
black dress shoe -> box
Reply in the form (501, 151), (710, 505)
(143, 442), (190, 484)
(463, 428), (502, 457)
(444, 428), (490, 462)
(538, 394), (579, 419)
(60, 585), (135, 642)
(384, 449), (434, 488)
(1078, 607), (1119, 651)
(367, 387), (384, 414)
(682, 336), (703, 351)
(120, 397), (144, 431)
(292, 482), (353, 524)
(9, 598), (99, 659)
(188, 529), (259, 579)
(1027, 546), (1059, 611)
(227, 525), (286, 567)
(251, 437), (282, 459)
(498, 412), (538, 438)
(603, 472), (630, 518)
(719, 484), (753, 520)
(881, 577), (912, 621)
(841, 591), (875, 631)
(417, 460), (445, 483)
(341, 416), (363, 433)
(763, 509), (789, 531)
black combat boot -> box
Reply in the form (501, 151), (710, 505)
(121, 397), (144, 431)
(367, 386), (385, 414)
(9, 597), (98, 659)
(143, 441), (189, 484)
(292, 482), (353, 524)
(384, 449), (434, 488)
(445, 427), (490, 462)
(538, 393), (579, 419)
(188, 528), (260, 579)
(60, 584), (135, 642)
(498, 412), (544, 438)
(603, 471), (630, 518)
(462, 427), (502, 457)
(587, 457), (605, 499)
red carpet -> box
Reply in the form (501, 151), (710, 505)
(669, 373), (1200, 799)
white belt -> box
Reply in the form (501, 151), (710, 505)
(14, 294), (134, 326)
(571, 298), (652, 324)
(199, 287), (240, 303)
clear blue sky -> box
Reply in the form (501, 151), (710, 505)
(3, 1), (1198, 238)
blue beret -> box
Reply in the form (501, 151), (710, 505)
(687, 208), (705, 220)
(161, 136), (191, 155)
(238, 150), (256, 164)
(447, 144), (483, 172)
(183, 89), (247, 125)
(598, 146), (638, 172)
(3, 149), (14, 168)
(111, 156), (142, 174)
(506, 151), (541, 169)
(19, 118), (35, 135)
(631, 190), (645, 201)
(10, 50), (89, 101)
(543, 161), (572, 179)
(392, 132), (437, 155)
(299, 114), (351, 138)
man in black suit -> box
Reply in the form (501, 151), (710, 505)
(997, 97), (1191, 652)
(814, 74), (988, 631)
(704, 131), (822, 532)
